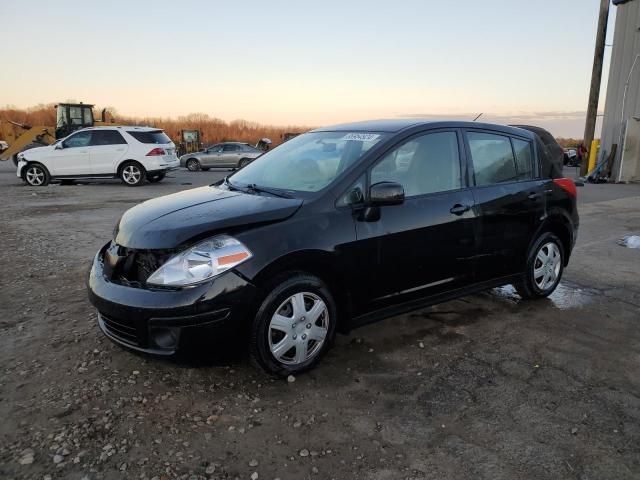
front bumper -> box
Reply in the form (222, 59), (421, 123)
(87, 243), (257, 355)
(16, 159), (27, 178)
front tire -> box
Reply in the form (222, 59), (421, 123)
(24, 163), (50, 186)
(249, 273), (337, 376)
(515, 232), (564, 299)
(119, 161), (146, 186)
(186, 158), (201, 171)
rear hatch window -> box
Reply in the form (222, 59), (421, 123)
(127, 130), (171, 144)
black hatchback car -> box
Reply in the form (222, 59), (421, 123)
(88, 120), (578, 376)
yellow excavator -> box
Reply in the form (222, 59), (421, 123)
(0, 103), (115, 165)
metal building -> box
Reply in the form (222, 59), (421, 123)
(600, 0), (640, 181)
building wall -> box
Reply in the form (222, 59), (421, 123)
(600, 0), (640, 180)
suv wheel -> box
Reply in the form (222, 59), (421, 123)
(24, 163), (50, 186)
(120, 162), (145, 186)
(249, 273), (337, 376)
(515, 232), (564, 299)
(186, 158), (201, 171)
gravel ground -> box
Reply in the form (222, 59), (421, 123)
(1, 163), (639, 480)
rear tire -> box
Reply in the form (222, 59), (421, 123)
(119, 161), (146, 186)
(23, 163), (50, 186)
(239, 158), (251, 168)
(186, 158), (201, 171)
(249, 273), (337, 377)
(515, 232), (564, 299)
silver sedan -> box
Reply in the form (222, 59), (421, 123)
(180, 142), (263, 171)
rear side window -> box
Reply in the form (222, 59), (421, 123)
(467, 132), (517, 186)
(91, 130), (127, 146)
(127, 130), (171, 144)
(512, 138), (533, 180)
(223, 144), (241, 152)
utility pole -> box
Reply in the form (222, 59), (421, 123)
(582, 0), (610, 176)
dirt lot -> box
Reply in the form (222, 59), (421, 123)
(1, 162), (639, 480)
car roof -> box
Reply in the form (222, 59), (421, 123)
(80, 126), (163, 132)
(312, 118), (536, 138)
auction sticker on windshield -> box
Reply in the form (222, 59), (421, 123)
(342, 133), (380, 141)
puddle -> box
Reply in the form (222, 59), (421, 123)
(547, 283), (595, 310)
(490, 283), (594, 310)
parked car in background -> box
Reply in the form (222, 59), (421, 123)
(16, 126), (178, 186)
(180, 142), (263, 171)
(88, 119), (579, 376)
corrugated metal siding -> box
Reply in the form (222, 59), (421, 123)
(600, 0), (640, 177)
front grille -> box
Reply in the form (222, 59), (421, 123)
(100, 312), (141, 347)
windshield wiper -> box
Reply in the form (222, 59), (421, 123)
(246, 183), (293, 199)
(222, 177), (240, 191)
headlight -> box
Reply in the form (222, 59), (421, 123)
(147, 235), (252, 286)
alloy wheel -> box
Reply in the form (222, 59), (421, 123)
(187, 159), (200, 171)
(26, 166), (45, 186)
(122, 165), (141, 185)
(533, 241), (561, 290)
(268, 292), (329, 365)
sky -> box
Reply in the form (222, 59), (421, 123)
(0, 0), (618, 137)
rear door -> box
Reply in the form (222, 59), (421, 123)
(89, 130), (128, 175)
(464, 129), (545, 280)
(222, 144), (242, 166)
(351, 129), (478, 312)
(54, 131), (93, 176)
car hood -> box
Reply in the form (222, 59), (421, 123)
(115, 186), (303, 249)
(21, 145), (52, 158)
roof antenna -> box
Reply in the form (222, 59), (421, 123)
(473, 113), (483, 121)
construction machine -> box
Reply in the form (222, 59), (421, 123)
(176, 129), (202, 157)
(0, 103), (115, 165)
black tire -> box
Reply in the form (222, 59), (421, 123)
(23, 162), (50, 187)
(238, 158), (251, 168)
(186, 158), (201, 171)
(249, 272), (337, 377)
(515, 232), (565, 299)
(119, 161), (146, 187)
(147, 172), (166, 183)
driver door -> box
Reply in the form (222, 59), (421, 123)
(53, 131), (93, 176)
(202, 145), (223, 167)
(351, 129), (478, 312)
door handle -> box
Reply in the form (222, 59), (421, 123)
(450, 204), (471, 215)
(527, 192), (542, 200)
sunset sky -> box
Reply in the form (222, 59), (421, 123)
(1, 0), (616, 137)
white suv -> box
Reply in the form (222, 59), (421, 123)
(16, 126), (179, 187)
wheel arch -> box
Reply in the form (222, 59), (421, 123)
(249, 250), (352, 333)
(21, 160), (50, 179)
(535, 211), (574, 266)
(117, 159), (144, 175)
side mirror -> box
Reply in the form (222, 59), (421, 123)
(369, 181), (405, 206)
(55, 143), (64, 150)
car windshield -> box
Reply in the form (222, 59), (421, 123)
(229, 131), (387, 192)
